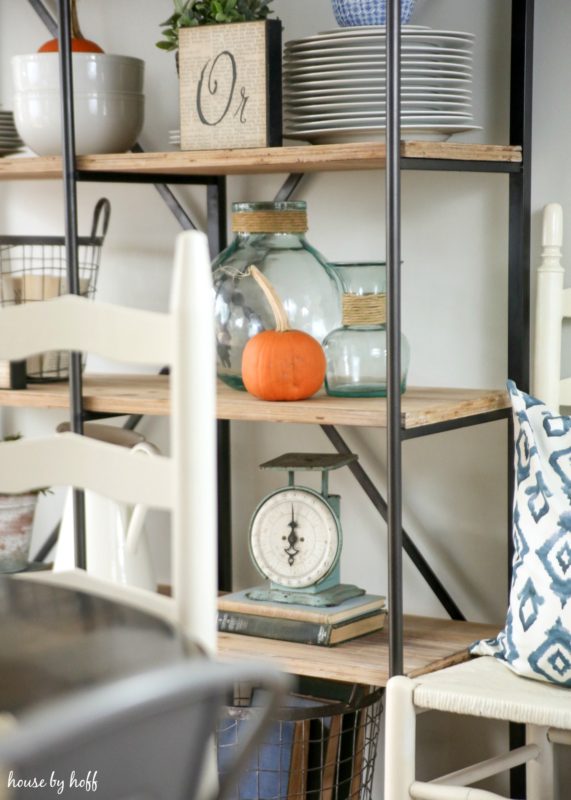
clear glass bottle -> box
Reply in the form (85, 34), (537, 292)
(212, 201), (341, 390)
(323, 262), (410, 397)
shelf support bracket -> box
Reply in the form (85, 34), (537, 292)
(274, 174), (305, 203)
(321, 425), (465, 621)
(27, 0), (57, 36)
(130, 145), (198, 231)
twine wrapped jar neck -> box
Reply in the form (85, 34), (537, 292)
(323, 261), (410, 399)
(342, 293), (386, 326)
(330, 263), (388, 327)
(231, 201), (308, 235)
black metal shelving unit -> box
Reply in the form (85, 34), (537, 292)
(383, 0), (535, 677)
(24, 0), (533, 758)
(382, 3), (533, 794)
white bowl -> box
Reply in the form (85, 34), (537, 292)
(12, 53), (145, 94)
(13, 91), (144, 156)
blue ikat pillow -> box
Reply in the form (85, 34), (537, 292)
(471, 381), (571, 686)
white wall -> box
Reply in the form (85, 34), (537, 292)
(0, 0), (569, 795)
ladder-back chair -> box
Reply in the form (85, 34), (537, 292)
(0, 229), (288, 797)
(383, 205), (571, 800)
(0, 230), (216, 650)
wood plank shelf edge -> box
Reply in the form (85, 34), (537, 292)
(0, 142), (522, 180)
(218, 615), (500, 687)
(0, 375), (510, 429)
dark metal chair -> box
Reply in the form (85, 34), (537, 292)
(0, 659), (288, 800)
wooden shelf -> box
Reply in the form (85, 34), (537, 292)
(0, 375), (510, 428)
(0, 375), (168, 417)
(0, 142), (522, 180)
(217, 382), (510, 429)
(218, 615), (499, 687)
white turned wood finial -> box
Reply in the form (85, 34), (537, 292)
(534, 203), (565, 410)
(540, 203), (564, 273)
(543, 203), (563, 248)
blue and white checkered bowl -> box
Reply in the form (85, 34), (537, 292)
(332, 0), (416, 26)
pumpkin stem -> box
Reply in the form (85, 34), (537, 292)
(70, 0), (84, 40)
(248, 266), (290, 333)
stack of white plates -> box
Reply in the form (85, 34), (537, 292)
(284, 25), (481, 143)
(0, 110), (24, 156)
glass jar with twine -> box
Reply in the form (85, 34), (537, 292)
(323, 262), (410, 397)
(212, 201), (341, 390)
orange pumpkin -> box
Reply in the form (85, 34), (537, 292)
(242, 266), (326, 401)
(38, 0), (104, 53)
(38, 38), (104, 53)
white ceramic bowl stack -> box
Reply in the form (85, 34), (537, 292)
(11, 53), (145, 156)
(0, 110), (24, 157)
(284, 25), (480, 143)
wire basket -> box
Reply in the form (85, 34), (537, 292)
(217, 678), (383, 800)
(0, 198), (111, 382)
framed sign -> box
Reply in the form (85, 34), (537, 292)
(179, 20), (283, 151)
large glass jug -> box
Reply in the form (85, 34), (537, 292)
(323, 262), (410, 397)
(212, 201), (341, 390)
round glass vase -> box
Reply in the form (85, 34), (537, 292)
(323, 263), (410, 398)
(212, 201), (341, 390)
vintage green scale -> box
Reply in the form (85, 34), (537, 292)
(247, 453), (365, 608)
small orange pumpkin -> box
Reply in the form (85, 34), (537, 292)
(38, 0), (104, 53)
(38, 38), (104, 53)
(242, 266), (326, 402)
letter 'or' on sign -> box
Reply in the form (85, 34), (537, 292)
(179, 20), (281, 150)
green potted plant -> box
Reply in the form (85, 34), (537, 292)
(157, 0), (276, 53)
(158, 0), (282, 152)
(0, 435), (49, 574)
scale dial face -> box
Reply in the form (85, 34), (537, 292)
(249, 487), (340, 589)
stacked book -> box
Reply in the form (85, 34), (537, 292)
(218, 589), (386, 646)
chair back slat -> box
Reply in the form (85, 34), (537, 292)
(0, 434), (173, 510)
(0, 296), (173, 366)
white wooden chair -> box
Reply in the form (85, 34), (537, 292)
(0, 230), (290, 796)
(0, 230), (216, 650)
(383, 205), (571, 800)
